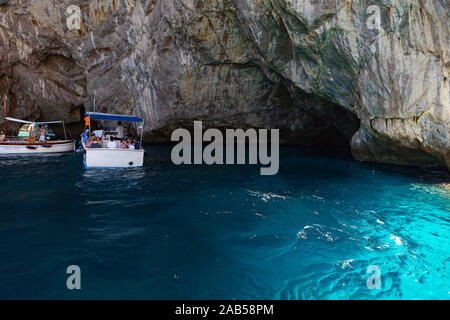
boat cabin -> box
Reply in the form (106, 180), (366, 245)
(3, 118), (68, 142)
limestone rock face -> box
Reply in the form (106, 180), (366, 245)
(0, 0), (448, 169)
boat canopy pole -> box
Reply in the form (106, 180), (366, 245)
(6, 117), (65, 125)
(3, 95), (6, 134)
(5, 117), (33, 124)
(35, 121), (65, 125)
(139, 123), (144, 150)
(62, 121), (67, 140)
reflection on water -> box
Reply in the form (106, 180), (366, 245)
(0, 146), (448, 299)
(0, 153), (67, 166)
(78, 168), (147, 192)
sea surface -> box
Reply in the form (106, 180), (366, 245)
(0, 146), (449, 299)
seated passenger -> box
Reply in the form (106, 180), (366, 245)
(91, 136), (102, 148)
(129, 140), (136, 150)
(107, 136), (117, 149)
(120, 138), (127, 149)
(86, 135), (94, 148)
(0, 130), (5, 142)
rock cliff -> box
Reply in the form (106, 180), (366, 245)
(0, 0), (448, 168)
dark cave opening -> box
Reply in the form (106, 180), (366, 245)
(280, 103), (360, 153)
(277, 84), (361, 154)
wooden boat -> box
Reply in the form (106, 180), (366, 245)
(0, 117), (75, 154)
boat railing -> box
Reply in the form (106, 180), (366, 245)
(1, 136), (28, 143)
(1, 136), (70, 144)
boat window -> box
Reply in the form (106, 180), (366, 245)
(17, 124), (33, 137)
(38, 124), (58, 140)
(44, 125), (57, 139)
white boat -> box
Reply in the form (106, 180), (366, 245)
(82, 112), (145, 168)
(0, 117), (75, 155)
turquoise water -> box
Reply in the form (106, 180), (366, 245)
(0, 146), (448, 299)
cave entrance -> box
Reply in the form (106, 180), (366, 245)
(280, 89), (361, 154)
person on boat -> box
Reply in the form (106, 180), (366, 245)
(120, 138), (127, 149)
(0, 130), (5, 142)
(86, 135), (93, 148)
(129, 140), (136, 150)
(115, 121), (125, 138)
(91, 136), (102, 148)
(37, 125), (47, 143)
(107, 136), (117, 149)
(28, 132), (36, 143)
(87, 135), (100, 148)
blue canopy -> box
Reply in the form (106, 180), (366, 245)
(85, 112), (143, 123)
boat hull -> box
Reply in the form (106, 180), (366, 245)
(0, 140), (76, 154)
(84, 148), (145, 168)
